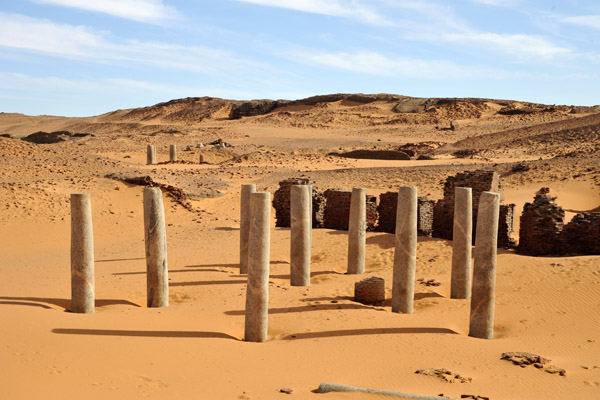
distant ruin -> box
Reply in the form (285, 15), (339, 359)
(271, 173), (598, 255)
(518, 188), (600, 256)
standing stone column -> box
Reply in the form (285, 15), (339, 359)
(469, 191), (500, 339)
(451, 187), (473, 299)
(147, 145), (156, 165)
(392, 186), (417, 314)
(143, 187), (169, 308)
(290, 185), (311, 286)
(70, 193), (95, 314)
(199, 153), (204, 163)
(347, 188), (366, 274)
(239, 184), (256, 274)
(245, 192), (271, 342)
(169, 144), (177, 162)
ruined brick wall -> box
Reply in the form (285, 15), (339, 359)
(377, 192), (433, 236)
(499, 204), (516, 248)
(376, 192), (397, 233)
(433, 170), (500, 240)
(272, 178), (324, 228)
(518, 188), (564, 255)
(323, 190), (377, 231)
(431, 170), (513, 247)
(418, 198), (434, 236)
(559, 212), (600, 255)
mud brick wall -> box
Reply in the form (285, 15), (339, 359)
(323, 190), (377, 231)
(433, 170), (500, 239)
(432, 170), (514, 247)
(272, 178), (325, 228)
(377, 192), (433, 236)
(518, 188), (564, 255)
(559, 212), (600, 255)
(499, 204), (516, 248)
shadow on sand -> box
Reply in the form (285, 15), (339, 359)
(282, 327), (458, 340)
(52, 328), (238, 340)
(0, 296), (140, 310)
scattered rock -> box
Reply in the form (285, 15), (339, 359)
(415, 368), (471, 383)
(501, 352), (565, 376)
(417, 278), (441, 287)
(279, 388), (293, 394)
(461, 395), (489, 400)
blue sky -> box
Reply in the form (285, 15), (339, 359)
(0, 0), (599, 116)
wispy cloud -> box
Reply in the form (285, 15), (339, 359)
(289, 49), (512, 79)
(558, 14), (600, 31)
(28, 0), (179, 24)
(234, 0), (391, 26)
(0, 13), (265, 75)
(439, 32), (572, 60)
(469, 0), (520, 6)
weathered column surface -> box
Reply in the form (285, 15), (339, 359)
(290, 185), (311, 286)
(169, 144), (177, 162)
(198, 153), (204, 163)
(147, 144), (156, 165)
(347, 188), (366, 274)
(244, 191), (271, 342)
(469, 191), (500, 339)
(143, 187), (169, 308)
(451, 187), (473, 299)
(70, 193), (95, 314)
(392, 186), (417, 314)
(239, 184), (256, 274)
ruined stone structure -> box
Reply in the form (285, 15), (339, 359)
(499, 204), (516, 248)
(354, 276), (385, 306)
(518, 188), (564, 256)
(272, 178), (324, 228)
(377, 192), (433, 236)
(560, 212), (600, 255)
(519, 188), (600, 256)
(323, 189), (377, 231)
(432, 170), (514, 247)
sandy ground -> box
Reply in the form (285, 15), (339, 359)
(1, 97), (600, 399)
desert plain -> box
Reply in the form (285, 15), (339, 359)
(1, 94), (599, 399)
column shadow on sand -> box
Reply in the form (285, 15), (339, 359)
(113, 268), (224, 276)
(269, 270), (342, 279)
(96, 257), (145, 263)
(0, 296), (140, 310)
(282, 327), (458, 340)
(52, 328), (238, 340)
(225, 302), (376, 316)
(169, 279), (249, 287)
(365, 234), (452, 250)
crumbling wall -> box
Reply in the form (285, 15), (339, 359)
(431, 170), (513, 247)
(499, 204), (516, 248)
(518, 188), (564, 255)
(323, 190), (377, 231)
(272, 178), (324, 228)
(560, 212), (600, 255)
(377, 192), (433, 236)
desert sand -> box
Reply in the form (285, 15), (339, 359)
(1, 95), (599, 399)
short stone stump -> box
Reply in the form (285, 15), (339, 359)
(354, 276), (385, 306)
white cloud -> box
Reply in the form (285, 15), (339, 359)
(0, 73), (255, 100)
(439, 32), (572, 60)
(559, 15), (600, 30)
(469, 0), (519, 6)
(234, 0), (391, 26)
(290, 49), (511, 79)
(0, 13), (265, 75)
(28, 0), (179, 24)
